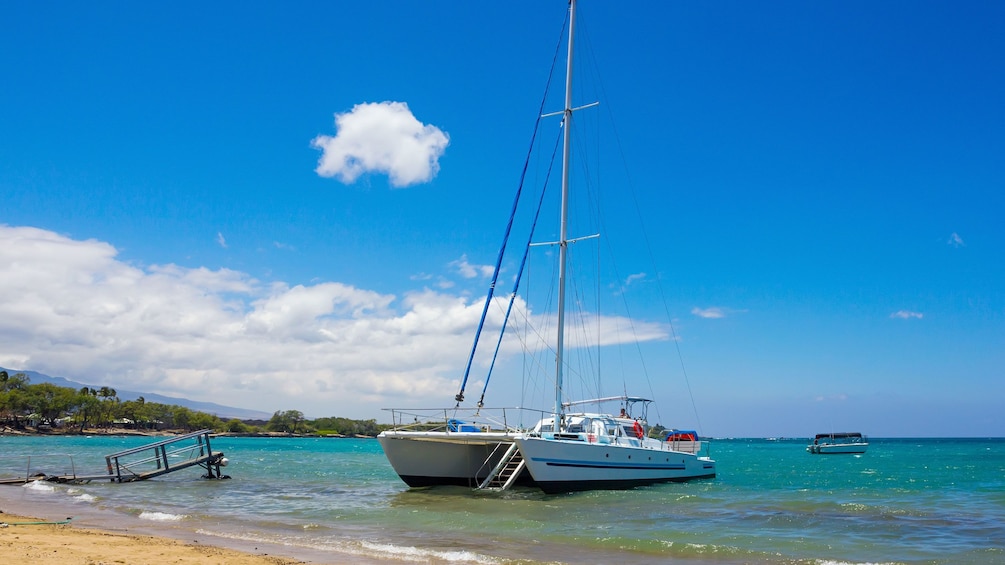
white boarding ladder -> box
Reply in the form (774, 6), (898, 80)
(477, 442), (525, 490)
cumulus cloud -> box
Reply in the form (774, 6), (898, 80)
(948, 232), (964, 247)
(0, 226), (472, 416)
(312, 101), (449, 187)
(890, 310), (923, 320)
(0, 226), (668, 419)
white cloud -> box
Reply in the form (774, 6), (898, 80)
(691, 306), (725, 319)
(624, 272), (646, 286)
(0, 226), (669, 419)
(312, 101), (449, 188)
(216, 232), (227, 248)
(0, 226), (465, 416)
(948, 232), (965, 247)
(449, 254), (495, 279)
(890, 310), (923, 320)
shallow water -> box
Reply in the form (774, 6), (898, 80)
(1, 435), (1003, 564)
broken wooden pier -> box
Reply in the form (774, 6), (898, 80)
(0, 429), (229, 485)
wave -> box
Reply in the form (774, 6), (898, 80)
(21, 480), (55, 492)
(139, 511), (186, 522)
(196, 528), (502, 564)
(359, 540), (500, 564)
(820, 558), (900, 562)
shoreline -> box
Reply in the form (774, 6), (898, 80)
(0, 438), (411, 565)
(0, 497), (402, 565)
(0, 509), (306, 565)
(0, 431), (395, 564)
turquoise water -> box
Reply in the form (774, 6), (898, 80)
(1, 436), (1003, 564)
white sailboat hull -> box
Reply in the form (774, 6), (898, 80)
(514, 436), (716, 494)
(377, 431), (522, 487)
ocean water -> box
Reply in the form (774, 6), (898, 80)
(1, 435), (1003, 564)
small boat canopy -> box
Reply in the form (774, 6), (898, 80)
(813, 432), (863, 440)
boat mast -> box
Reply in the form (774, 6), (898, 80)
(554, 0), (577, 434)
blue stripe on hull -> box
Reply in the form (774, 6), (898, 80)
(535, 473), (716, 494)
(397, 471), (715, 493)
(544, 461), (687, 471)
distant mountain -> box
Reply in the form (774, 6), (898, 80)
(0, 367), (273, 421)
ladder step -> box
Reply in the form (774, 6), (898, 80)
(477, 442), (523, 490)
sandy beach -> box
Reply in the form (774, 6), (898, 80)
(0, 510), (304, 565)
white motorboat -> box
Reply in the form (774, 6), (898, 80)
(807, 432), (869, 454)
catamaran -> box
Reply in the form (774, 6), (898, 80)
(378, 0), (716, 493)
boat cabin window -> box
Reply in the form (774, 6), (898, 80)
(535, 417), (602, 435)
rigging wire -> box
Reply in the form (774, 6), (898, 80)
(477, 131), (563, 408)
(453, 9), (569, 408)
(574, 4), (705, 434)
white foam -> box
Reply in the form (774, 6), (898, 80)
(817, 561), (900, 565)
(138, 511), (186, 522)
(359, 540), (500, 563)
(22, 480), (55, 492)
(196, 529), (502, 564)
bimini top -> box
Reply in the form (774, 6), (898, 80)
(813, 432), (864, 440)
(562, 395), (653, 409)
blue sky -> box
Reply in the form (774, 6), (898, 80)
(2, 1), (1002, 437)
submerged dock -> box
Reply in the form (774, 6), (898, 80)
(0, 429), (229, 485)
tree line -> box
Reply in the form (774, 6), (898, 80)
(0, 371), (384, 436)
(262, 410), (382, 436)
